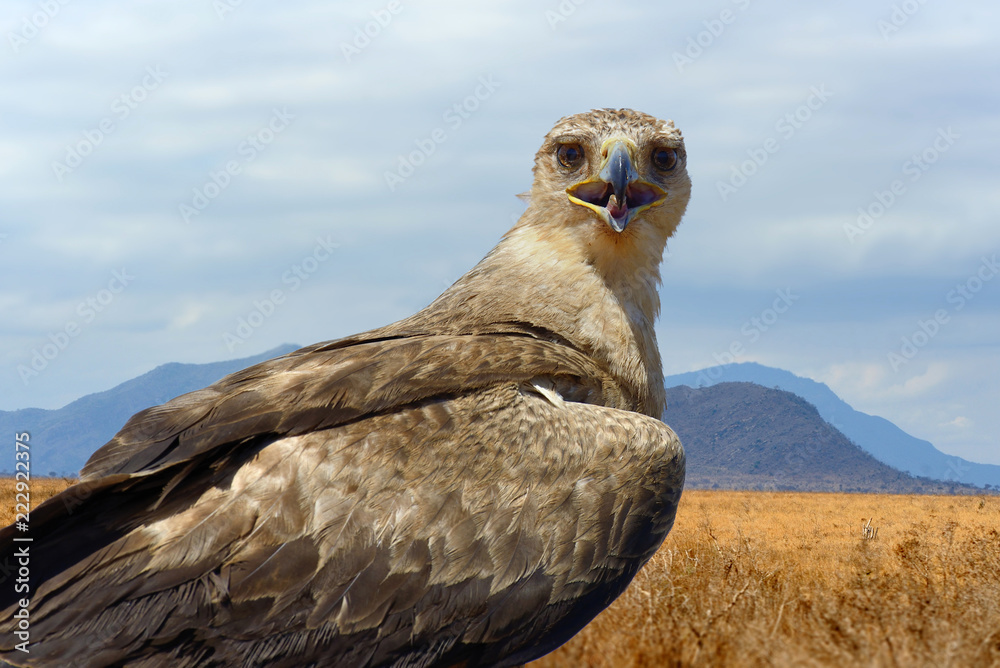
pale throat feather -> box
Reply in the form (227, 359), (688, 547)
(476, 221), (667, 417)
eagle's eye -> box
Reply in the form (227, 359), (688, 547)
(652, 147), (678, 171)
(557, 143), (584, 170)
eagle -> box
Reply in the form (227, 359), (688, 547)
(0, 108), (690, 667)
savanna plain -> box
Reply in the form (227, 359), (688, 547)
(4, 481), (999, 667)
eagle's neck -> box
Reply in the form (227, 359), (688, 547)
(405, 211), (670, 418)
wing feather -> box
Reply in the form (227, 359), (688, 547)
(80, 333), (622, 481)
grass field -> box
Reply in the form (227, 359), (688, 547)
(535, 490), (1000, 668)
(4, 481), (999, 666)
(1, 477), (73, 528)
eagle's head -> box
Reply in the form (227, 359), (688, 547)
(527, 108), (691, 249)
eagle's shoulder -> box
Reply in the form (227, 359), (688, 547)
(80, 330), (630, 481)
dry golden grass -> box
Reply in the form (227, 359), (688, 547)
(3, 482), (998, 666)
(533, 490), (1000, 668)
(0, 477), (73, 527)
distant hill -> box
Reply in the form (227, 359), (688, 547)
(664, 363), (1000, 490)
(663, 382), (981, 494)
(0, 344), (300, 476)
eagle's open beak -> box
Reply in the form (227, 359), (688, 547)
(566, 138), (668, 233)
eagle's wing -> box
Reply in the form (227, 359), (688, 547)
(0, 334), (682, 667)
(79, 332), (630, 481)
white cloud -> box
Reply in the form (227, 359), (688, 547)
(887, 362), (951, 398)
(818, 362), (891, 402)
(942, 416), (972, 429)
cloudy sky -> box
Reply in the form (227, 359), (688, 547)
(2, 1), (998, 466)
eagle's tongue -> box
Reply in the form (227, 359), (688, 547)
(608, 193), (628, 221)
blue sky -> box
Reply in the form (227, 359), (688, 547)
(2, 1), (999, 466)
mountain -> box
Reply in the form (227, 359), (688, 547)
(664, 363), (1000, 490)
(663, 382), (977, 494)
(0, 344), (300, 476)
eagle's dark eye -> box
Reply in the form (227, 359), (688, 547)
(652, 147), (678, 171)
(557, 143), (584, 169)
